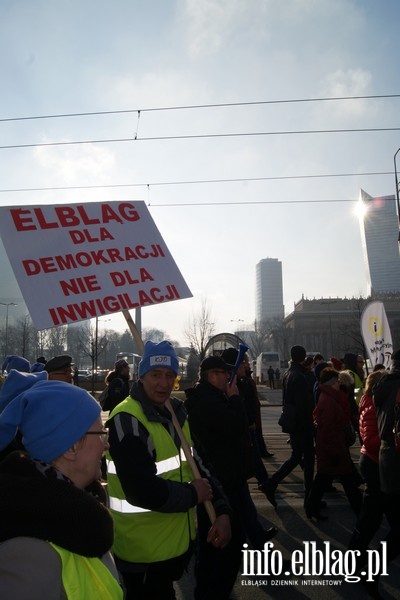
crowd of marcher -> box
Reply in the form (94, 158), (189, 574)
(0, 342), (399, 599)
(269, 345), (400, 599)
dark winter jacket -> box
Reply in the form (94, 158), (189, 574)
(237, 376), (258, 426)
(105, 373), (130, 412)
(373, 365), (400, 494)
(313, 384), (353, 475)
(282, 361), (314, 433)
(185, 381), (253, 493)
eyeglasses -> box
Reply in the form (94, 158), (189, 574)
(212, 369), (229, 375)
(85, 428), (109, 444)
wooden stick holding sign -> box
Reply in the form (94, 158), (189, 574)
(122, 310), (145, 355)
(165, 398), (216, 524)
(121, 309), (216, 524)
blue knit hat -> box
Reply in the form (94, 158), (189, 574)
(139, 341), (179, 377)
(30, 362), (46, 373)
(0, 369), (48, 412)
(0, 380), (101, 462)
(2, 355), (31, 373)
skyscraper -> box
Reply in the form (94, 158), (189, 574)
(358, 189), (400, 294)
(255, 258), (284, 323)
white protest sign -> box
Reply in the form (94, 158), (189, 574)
(360, 300), (393, 368)
(0, 201), (192, 330)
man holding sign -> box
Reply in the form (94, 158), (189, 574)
(106, 341), (232, 599)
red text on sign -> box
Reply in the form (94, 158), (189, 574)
(10, 202), (140, 232)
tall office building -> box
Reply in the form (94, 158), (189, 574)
(359, 189), (400, 294)
(255, 257), (284, 323)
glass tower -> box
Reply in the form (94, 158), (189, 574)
(255, 258), (284, 323)
(359, 189), (400, 294)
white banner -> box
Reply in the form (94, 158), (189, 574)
(0, 201), (192, 330)
(360, 301), (393, 368)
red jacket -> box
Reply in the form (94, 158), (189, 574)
(358, 392), (380, 464)
(313, 384), (353, 475)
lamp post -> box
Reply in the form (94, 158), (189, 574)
(0, 302), (18, 359)
(90, 316), (101, 394)
(98, 317), (111, 370)
(91, 316), (111, 392)
(230, 319), (244, 348)
(230, 319), (244, 332)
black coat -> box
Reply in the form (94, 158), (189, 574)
(282, 362), (314, 433)
(105, 373), (130, 412)
(373, 366), (400, 495)
(185, 381), (253, 493)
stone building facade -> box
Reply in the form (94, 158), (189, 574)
(282, 294), (400, 361)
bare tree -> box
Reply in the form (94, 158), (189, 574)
(36, 329), (48, 360)
(184, 299), (215, 361)
(46, 325), (68, 357)
(102, 330), (124, 370)
(247, 319), (270, 357)
(76, 320), (110, 373)
(268, 316), (289, 358)
(336, 296), (368, 357)
(143, 327), (166, 343)
(67, 323), (91, 367)
(15, 315), (36, 359)
(141, 327), (180, 348)
(186, 346), (200, 383)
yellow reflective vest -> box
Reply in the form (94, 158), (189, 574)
(348, 369), (364, 405)
(49, 543), (123, 600)
(106, 397), (196, 564)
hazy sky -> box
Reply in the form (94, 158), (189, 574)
(1, 0), (400, 345)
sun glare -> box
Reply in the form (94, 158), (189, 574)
(354, 199), (368, 219)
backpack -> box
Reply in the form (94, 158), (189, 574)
(98, 385), (111, 411)
(98, 377), (126, 412)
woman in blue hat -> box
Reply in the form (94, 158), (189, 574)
(0, 380), (123, 599)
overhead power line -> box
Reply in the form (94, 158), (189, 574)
(1, 93), (399, 123)
(147, 196), (398, 207)
(1, 193), (397, 208)
(0, 171), (394, 194)
(1, 127), (400, 151)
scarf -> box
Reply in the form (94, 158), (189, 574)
(0, 451), (113, 557)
